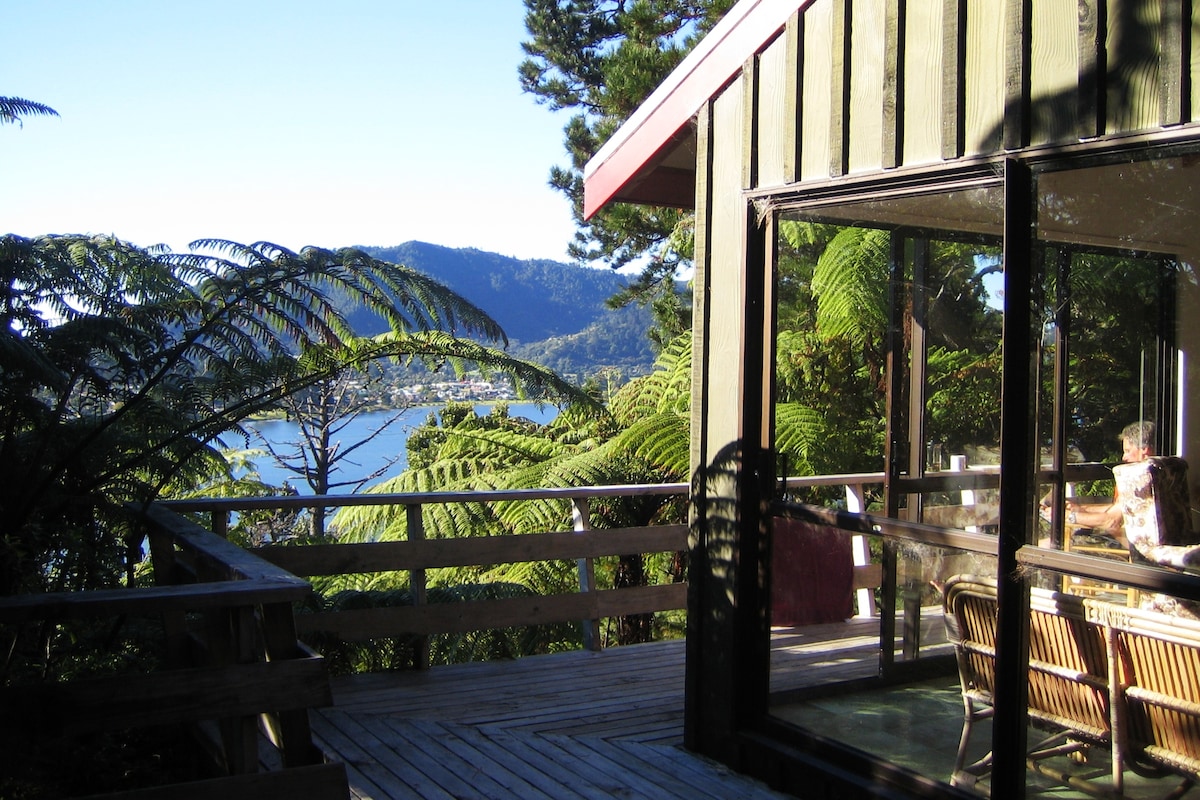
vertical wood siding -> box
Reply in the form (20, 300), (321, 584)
(904, 0), (945, 164)
(800, 0), (834, 180)
(849, 0), (886, 171)
(757, 34), (793, 188)
(687, 75), (755, 763)
(965, 0), (1005, 153)
(743, 0), (1198, 193)
(1031, 0), (1080, 144)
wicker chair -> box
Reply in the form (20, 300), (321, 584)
(944, 576), (1112, 791)
(1091, 600), (1200, 799)
(945, 575), (1200, 797)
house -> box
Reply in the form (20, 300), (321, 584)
(584, 1), (1200, 797)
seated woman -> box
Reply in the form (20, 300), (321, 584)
(1111, 453), (1200, 619)
(1061, 421), (1156, 546)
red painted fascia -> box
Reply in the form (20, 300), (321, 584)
(583, 0), (804, 219)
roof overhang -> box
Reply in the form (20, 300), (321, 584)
(582, 0), (804, 219)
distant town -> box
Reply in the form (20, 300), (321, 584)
(397, 379), (516, 404)
(339, 370), (520, 411)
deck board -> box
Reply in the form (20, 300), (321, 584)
(316, 638), (790, 799)
(317, 615), (947, 799)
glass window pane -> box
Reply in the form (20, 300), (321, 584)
(1032, 152), (1200, 622)
(769, 182), (1004, 789)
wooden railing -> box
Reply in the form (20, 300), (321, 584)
(164, 484), (693, 664)
(0, 504), (348, 800)
(163, 475), (890, 664)
(0, 475), (891, 798)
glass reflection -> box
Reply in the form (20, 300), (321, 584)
(768, 152), (1200, 796)
(769, 183), (1004, 788)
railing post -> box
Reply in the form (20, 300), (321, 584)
(211, 509), (229, 539)
(406, 502), (430, 669)
(572, 497), (600, 651)
(260, 601), (323, 767)
(846, 482), (877, 617)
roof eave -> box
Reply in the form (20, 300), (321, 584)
(582, 0), (803, 219)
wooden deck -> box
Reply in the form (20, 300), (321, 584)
(314, 638), (788, 800)
(313, 614), (950, 799)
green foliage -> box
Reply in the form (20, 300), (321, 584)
(0, 235), (583, 597)
(925, 346), (1003, 454)
(519, 0), (733, 323)
(0, 96), (58, 127)
(323, 336), (697, 660)
(1061, 252), (1172, 460)
(773, 220), (1003, 482)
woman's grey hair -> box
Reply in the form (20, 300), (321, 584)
(1121, 420), (1155, 450)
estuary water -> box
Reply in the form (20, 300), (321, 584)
(237, 402), (560, 494)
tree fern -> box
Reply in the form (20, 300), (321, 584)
(0, 96), (58, 126)
(811, 226), (890, 346)
(0, 234), (583, 596)
(609, 331), (692, 424)
(607, 412), (690, 478)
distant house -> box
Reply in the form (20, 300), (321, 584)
(586, 1), (1200, 797)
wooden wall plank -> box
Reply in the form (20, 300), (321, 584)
(1192, 0), (1200, 120)
(942, 0), (966, 158)
(784, 10), (803, 184)
(756, 33), (791, 188)
(849, 0), (886, 172)
(1003, 0), (1033, 149)
(1030, 0), (1080, 145)
(687, 69), (750, 763)
(1106, 0), (1163, 133)
(900, 0), (943, 163)
(965, 0), (1005, 154)
(883, 0), (904, 168)
(830, 0), (851, 176)
(1078, 0), (1107, 138)
(801, 0), (834, 179)
(690, 101), (712, 500)
(744, 57), (760, 190)
(1160, 0), (1189, 125)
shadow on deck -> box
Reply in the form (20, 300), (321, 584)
(315, 614), (947, 800)
(316, 638), (784, 800)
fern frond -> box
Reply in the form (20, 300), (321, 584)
(811, 227), (890, 345)
(607, 412), (690, 478)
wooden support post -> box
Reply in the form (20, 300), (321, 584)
(147, 528), (188, 666)
(260, 601), (322, 768)
(845, 483), (877, 618)
(212, 509), (229, 539)
(406, 503), (430, 669)
(572, 498), (600, 651)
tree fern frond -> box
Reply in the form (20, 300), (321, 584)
(607, 412), (690, 478)
(811, 227), (890, 345)
(0, 96), (59, 126)
(773, 403), (826, 476)
(609, 331), (691, 424)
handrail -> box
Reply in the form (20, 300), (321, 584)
(158, 475), (892, 654)
(0, 504), (347, 798)
(161, 482), (692, 513)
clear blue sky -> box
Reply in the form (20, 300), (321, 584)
(1, 1), (578, 261)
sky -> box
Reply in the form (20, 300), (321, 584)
(1, 1), (579, 262)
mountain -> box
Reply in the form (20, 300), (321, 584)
(358, 241), (658, 379)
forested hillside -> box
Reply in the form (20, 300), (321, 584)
(359, 241), (660, 378)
